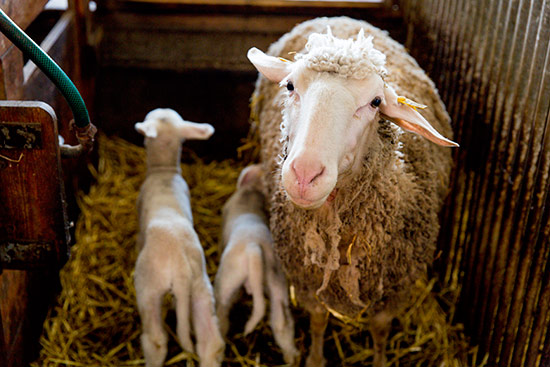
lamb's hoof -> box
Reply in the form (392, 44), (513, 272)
(282, 348), (300, 366)
(305, 353), (326, 367)
(373, 353), (387, 367)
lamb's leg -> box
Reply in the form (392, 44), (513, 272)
(305, 309), (329, 367)
(214, 252), (249, 336)
(136, 286), (168, 367)
(192, 274), (225, 367)
(370, 310), (393, 367)
(243, 244), (266, 335)
(266, 268), (298, 365)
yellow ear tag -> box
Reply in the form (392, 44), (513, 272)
(278, 57), (291, 63)
(397, 96), (428, 111)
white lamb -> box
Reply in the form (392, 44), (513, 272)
(214, 164), (298, 364)
(134, 108), (224, 367)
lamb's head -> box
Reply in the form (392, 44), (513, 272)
(135, 108), (214, 143)
(248, 28), (457, 209)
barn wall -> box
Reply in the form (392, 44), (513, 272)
(401, 1), (550, 366)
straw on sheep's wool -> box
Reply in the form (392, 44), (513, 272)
(31, 134), (485, 367)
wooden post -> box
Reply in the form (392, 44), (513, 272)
(0, 101), (69, 366)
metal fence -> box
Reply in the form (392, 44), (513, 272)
(401, 1), (550, 366)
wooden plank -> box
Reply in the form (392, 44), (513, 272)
(0, 45), (23, 100)
(0, 268), (61, 367)
(0, 101), (68, 366)
(0, 101), (69, 267)
(0, 270), (30, 367)
(96, 9), (404, 72)
(0, 0), (49, 55)
(97, 13), (310, 71)
(106, 0), (387, 7)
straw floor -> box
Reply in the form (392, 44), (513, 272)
(31, 134), (484, 367)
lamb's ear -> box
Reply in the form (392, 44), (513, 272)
(380, 85), (459, 147)
(247, 47), (292, 83)
(237, 164), (263, 188)
(135, 122), (157, 139)
(179, 121), (214, 141)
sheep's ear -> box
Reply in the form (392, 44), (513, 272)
(247, 47), (292, 83)
(237, 164), (263, 188)
(179, 121), (214, 140)
(135, 122), (158, 138)
(380, 85), (459, 147)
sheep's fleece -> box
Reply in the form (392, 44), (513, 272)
(251, 17), (454, 318)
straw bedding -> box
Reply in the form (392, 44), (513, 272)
(31, 134), (484, 367)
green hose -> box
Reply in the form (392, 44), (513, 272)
(0, 8), (90, 128)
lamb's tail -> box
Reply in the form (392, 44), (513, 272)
(172, 258), (194, 353)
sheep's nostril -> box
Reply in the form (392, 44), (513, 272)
(310, 167), (325, 184)
(291, 160), (325, 187)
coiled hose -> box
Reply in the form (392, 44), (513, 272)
(0, 7), (96, 156)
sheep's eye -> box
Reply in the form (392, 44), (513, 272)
(370, 96), (382, 108)
(286, 81), (294, 91)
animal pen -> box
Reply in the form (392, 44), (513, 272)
(0, 0), (548, 366)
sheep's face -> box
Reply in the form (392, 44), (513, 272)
(247, 31), (457, 209)
(277, 64), (386, 209)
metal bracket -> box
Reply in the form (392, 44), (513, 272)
(0, 240), (60, 270)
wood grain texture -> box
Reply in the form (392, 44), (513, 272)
(0, 102), (68, 367)
(0, 0), (49, 55)
(0, 101), (69, 261)
(94, 4), (404, 72)
(401, 1), (550, 366)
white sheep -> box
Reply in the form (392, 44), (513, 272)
(247, 17), (457, 367)
(214, 164), (298, 364)
(134, 108), (224, 367)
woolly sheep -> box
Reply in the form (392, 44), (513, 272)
(247, 17), (457, 367)
(214, 164), (298, 364)
(134, 108), (224, 367)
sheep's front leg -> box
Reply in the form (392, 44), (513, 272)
(305, 309), (329, 367)
(370, 310), (393, 367)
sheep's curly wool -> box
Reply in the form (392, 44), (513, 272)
(251, 17), (454, 319)
(295, 28), (388, 79)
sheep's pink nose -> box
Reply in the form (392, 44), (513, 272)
(291, 159), (325, 194)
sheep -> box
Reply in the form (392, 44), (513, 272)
(246, 17), (457, 367)
(134, 108), (224, 367)
(214, 164), (298, 365)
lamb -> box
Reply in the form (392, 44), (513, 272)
(214, 164), (298, 364)
(247, 17), (457, 367)
(134, 108), (224, 367)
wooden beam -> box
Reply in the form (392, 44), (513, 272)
(0, 0), (49, 55)
(110, 0), (387, 8)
